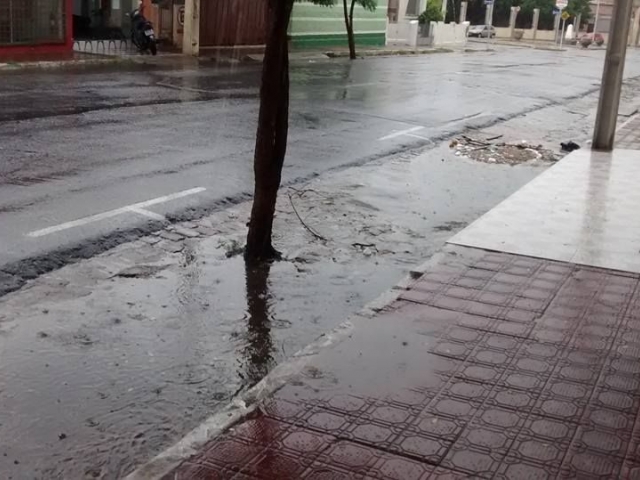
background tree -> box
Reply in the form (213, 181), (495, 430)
(566, 0), (591, 24)
(419, 0), (444, 24)
(314, 0), (377, 59)
(343, 0), (377, 59)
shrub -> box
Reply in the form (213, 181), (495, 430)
(419, 0), (444, 24)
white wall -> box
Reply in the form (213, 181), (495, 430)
(494, 27), (556, 41)
(387, 20), (413, 45)
(430, 21), (469, 47)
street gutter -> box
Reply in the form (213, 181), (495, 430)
(0, 56), (130, 72)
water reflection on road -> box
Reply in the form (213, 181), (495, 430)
(242, 261), (275, 387)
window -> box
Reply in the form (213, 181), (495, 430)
(0, 0), (66, 45)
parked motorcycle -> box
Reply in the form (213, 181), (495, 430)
(129, 8), (157, 55)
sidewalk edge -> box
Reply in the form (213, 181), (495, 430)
(0, 56), (129, 71)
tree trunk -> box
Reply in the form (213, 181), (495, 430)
(245, 0), (294, 262)
(343, 0), (357, 59)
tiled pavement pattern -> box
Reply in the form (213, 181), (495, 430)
(164, 246), (640, 479)
(617, 115), (640, 150)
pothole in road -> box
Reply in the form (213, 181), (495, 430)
(451, 135), (563, 165)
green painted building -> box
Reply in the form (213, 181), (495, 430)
(290, 1), (387, 49)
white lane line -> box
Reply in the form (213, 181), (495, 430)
(156, 82), (213, 95)
(404, 132), (432, 141)
(617, 111), (639, 131)
(378, 126), (424, 141)
(27, 187), (206, 238)
(344, 82), (378, 89)
(127, 207), (167, 221)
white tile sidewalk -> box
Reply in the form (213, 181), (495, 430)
(449, 148), (640, 274)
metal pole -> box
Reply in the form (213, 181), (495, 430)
(491, 4), (495, 46)
(485, 3), (491, 50)
(593, 0), (600, 35)
(592, 0), (634, 150)
(9, 0), (14, 44)
(560, 18), (566, 48)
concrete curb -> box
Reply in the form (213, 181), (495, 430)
(124, 255), (426, 479)
(0, 56), (129, 71)
(241, 48), (456, 63)
(325, 47), (454, 58)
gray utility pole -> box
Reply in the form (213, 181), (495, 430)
(592, 0), (634, 150)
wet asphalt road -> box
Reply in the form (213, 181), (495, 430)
(2, 46), (640, 479)
(2, 46), (640, 283)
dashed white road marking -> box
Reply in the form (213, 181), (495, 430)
(378, 126), (424, 141)
(156, 82), (214, 95)
(27, 187), (206, 238)
(404, 132), (432, 141)
(126, 207), (167, 221)
(617, 111), (639, 131)
(344, 82), (378, 89)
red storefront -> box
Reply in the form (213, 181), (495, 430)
(0, 0), (73, 55)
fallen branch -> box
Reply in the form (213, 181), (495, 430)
(288, 192), (328, 242)
(485, 134), (503, 141)
(471, 145), (491, 152)
(461, 135), (489, 146)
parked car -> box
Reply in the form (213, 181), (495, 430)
(468, 25), (496, 38)
(578, 32), (605, 46)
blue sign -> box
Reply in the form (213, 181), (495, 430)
(484, 0), (493, 5)
(552, 7), (560, 14)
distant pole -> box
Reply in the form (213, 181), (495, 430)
(560, 17), (566, 48)
(593, 0), (601, 35)
(592, 0), (634, 150)
(460, 1), (468, 23)
(482, 1), (495, 47)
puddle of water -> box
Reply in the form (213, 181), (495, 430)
(0, 145), (546, 479)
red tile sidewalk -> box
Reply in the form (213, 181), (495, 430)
(162, 245), (640, 480)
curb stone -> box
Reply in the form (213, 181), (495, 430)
(0, 56), (129, 71)
(325, 47), (454, 58)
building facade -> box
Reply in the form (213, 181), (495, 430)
(289, 0), (387, 48)
(181, 0), (387, 55)
(0, 0), (73, 54)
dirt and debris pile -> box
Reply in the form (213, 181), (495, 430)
(450, 135), (563, 165)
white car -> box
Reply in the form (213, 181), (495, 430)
(468, 25), (496, 38)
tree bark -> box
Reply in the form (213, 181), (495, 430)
(343, 0), (357, 59)
(245, 0), (294, 262)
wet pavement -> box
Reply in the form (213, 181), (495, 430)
(2, 47), (640, 479)
(0, 141), (543, 479)
(163, 244), (640, 480)
(1, 47), (640, 279)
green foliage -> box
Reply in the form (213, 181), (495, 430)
(419, 0), (444, 24)
(566, 0), (591, 19)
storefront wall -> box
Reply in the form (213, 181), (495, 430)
(0, 0), (73, 54)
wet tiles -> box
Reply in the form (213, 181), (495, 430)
(449, 149), (640, 274)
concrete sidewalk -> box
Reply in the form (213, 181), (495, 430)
(131, 119), (640, 480)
